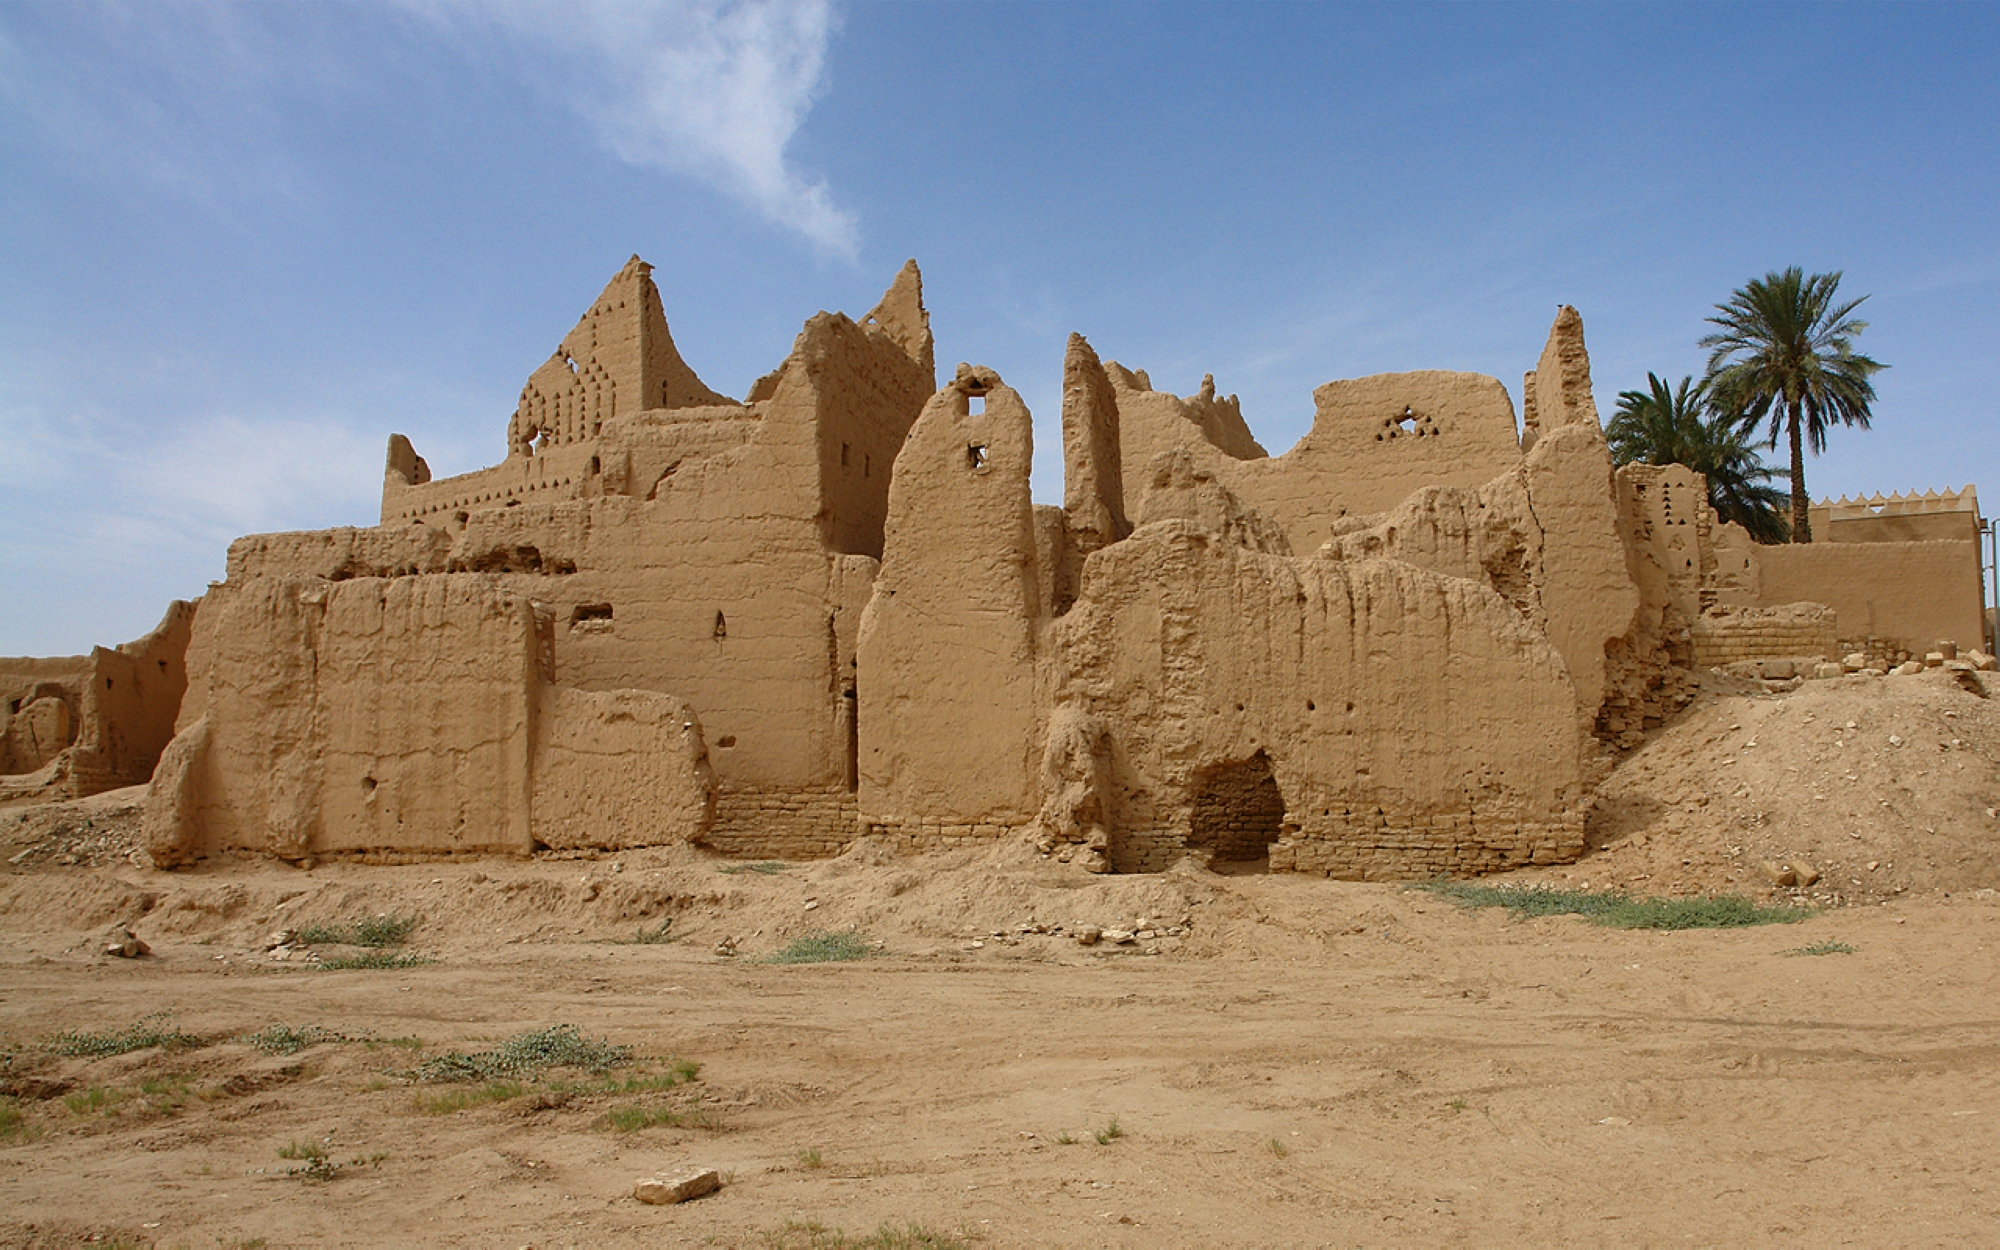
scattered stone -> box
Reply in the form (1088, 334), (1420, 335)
(1843, 653), (1868, 672)
(1814, 662), (1844, 680)
(713, 936), (739, 957)
(1894, 661), (1925, 676)
(1795, 863), (1822, 888)
(634, 1166), (721, 1205)
(1075, 926), (1101, 947)
(1939, 641), (1958, 661)
(1758, 861), (1797, 888)
(1103, 929), (1137, 945)
(104, 926), (150, 958)
(1888, 735), (1904, 747)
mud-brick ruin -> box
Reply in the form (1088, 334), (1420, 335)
(5, 257), (1990, 877)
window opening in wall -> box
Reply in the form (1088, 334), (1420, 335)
(571, 603), (613, 624)
(968, 394), (985, 414)
(587, 455), (601, 476)
(1186, 750), (1286, 870)
(7, 699), (18, 714)
(966, 443), (988, 471)
(841, 442), (850, 468)
(1396, 406), (1418, 434)
(713, 610), (728, 640)
(105, 678), (113, 690)
(864, 453), (871, 478)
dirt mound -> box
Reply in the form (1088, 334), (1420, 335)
(1502, 666), (2000, 904)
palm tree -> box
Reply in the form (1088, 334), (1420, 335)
(1700, 268), (1886, 542)
(1608, 372), (1791, 543)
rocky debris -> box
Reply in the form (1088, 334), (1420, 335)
(1076, 925), (1101, 946)
(104, 926), (150, 958)
(713, 935), (739, 957)
(633, 1166), (720, 1205)
(1758, 861), (1797, 888)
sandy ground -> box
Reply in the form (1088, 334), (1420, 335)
(1, 668), (1997, 1247)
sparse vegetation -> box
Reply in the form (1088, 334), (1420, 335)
(798, 1147), (825, 1169)
(1263, 1136), (1288, 1157)
(0, 1098), (26, 1141)
(765, 931), (874, 964)
(275, 1139), (386, 1183)
(604, 1101), (725, 1132)
(416, 1080), (526, 1114)
(414, 1024), (632, 1083)
(720, 861), (793, 875)
(1093, 1117), (1124, 1145)
(1414, 881), (1811, 930)
(1784, 940), (1858, 957)
(315, 950), (431, 971)
(42, 1013), (205, 1057)
(1053, 1131), (1077, 1145)
(626, 917), (676, 944)
(761, 1221), (972, 1250)
(294, 914), (420, 947)
(238, 1024), (352, 1055)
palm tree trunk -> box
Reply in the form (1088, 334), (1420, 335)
(1788, 401), (1811, 542)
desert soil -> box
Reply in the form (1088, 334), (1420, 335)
(2, 668), (1997, 1247)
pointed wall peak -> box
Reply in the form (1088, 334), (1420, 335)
(1531, 305), (1600, 436)
(863, 259), (934, 386)
(508, 255), (730, 456)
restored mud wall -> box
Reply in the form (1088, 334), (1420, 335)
(1755, 540), (1986, 656)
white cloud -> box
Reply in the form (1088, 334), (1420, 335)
(421, 0), (858, 260)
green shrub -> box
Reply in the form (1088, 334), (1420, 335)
(415, 1024), (631, 1083)
(765, 931), (874, 964)
(43, 1013), (205, 1057)
(294, 915), (418, 947)
(1415, 881), (1811, 930)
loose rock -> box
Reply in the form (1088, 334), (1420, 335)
(634, 1166), (721, 1205)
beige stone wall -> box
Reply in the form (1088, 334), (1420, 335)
(1689, 604), (1838, 669)
(1812, 487), (1980, 544)
(1754, 539), (1985, 657)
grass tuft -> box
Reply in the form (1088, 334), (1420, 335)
(1263, 1136), (1288, 1157)
(42, 1013), (205, 1057)
(315, 951), (430, 971)
(1414, 881), (1811, 930)
(1093, 1117), (1124, 1145)
(765, 931), (874, 964)
(1783, 940), (1858, 957)
(762, 1221), (972, 1250)
(604, 1102), (725, 1132)
(625, 918), (676, 945)
(294, 914), (419, 947)
(415, 1080), (525, 1114)
(414, 1024), (631, 1083)
(719, 861), (793, 875)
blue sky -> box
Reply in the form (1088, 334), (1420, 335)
(3, 1), (1996, 655)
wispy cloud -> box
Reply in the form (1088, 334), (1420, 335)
(420, 0), (859, 260)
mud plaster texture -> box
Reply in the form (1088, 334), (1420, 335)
(4, 259), (1969, 884)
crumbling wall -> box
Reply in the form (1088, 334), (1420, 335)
(1690, 605), (1838, 669)
(1117, 367), (1523, 554)
(144, 573), (714, 865)
(857, 366), (1045, 845)
(1053, 522), (1585, 878)
(1, 601), (196, 799)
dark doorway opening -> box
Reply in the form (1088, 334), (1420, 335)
(1187, 750), (1285, 869)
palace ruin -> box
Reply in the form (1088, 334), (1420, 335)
(5, 257), (1988, 877)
